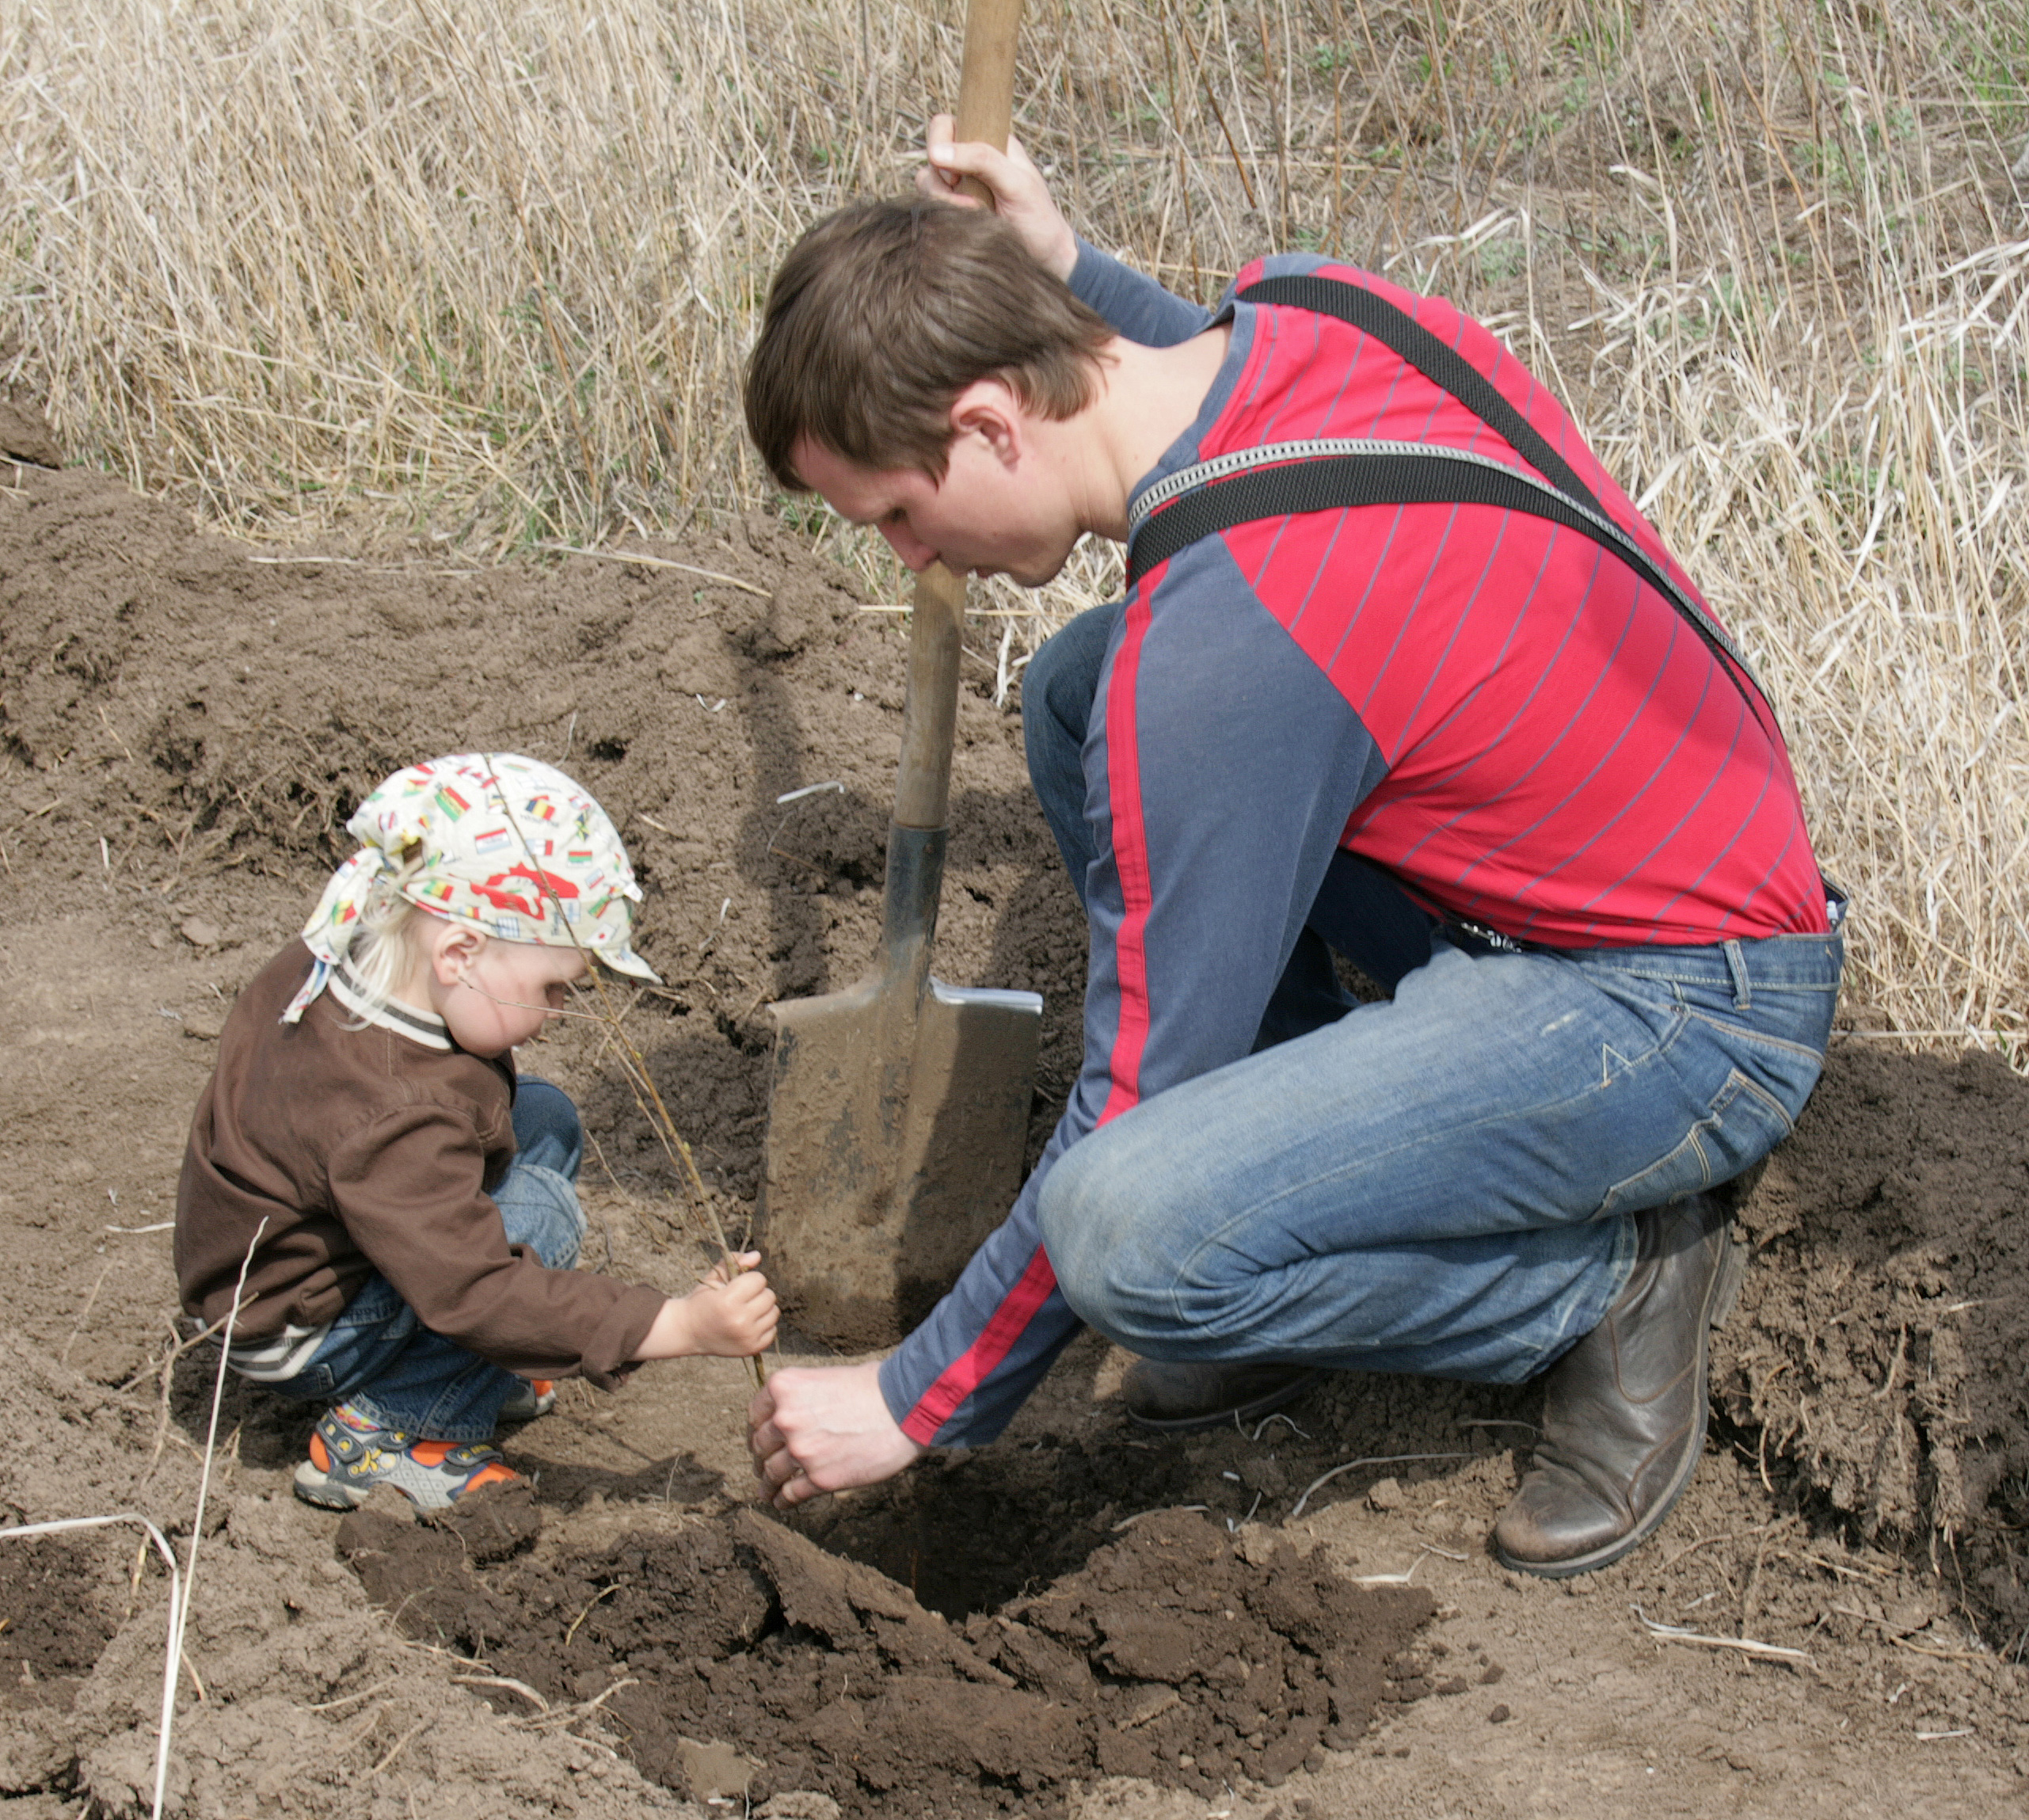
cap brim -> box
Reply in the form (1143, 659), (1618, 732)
(597, 946), (663, 986)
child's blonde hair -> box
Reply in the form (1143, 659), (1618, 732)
(336, 875), (431, 1024)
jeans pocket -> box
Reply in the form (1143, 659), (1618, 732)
(1597, 1068), (1796, 1217)
(1574, 969), (1689, 1079)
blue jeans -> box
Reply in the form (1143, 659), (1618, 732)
(257, 1079), (587, 1441)
(1024, 604), (1843, 1383)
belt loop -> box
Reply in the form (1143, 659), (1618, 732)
(1723, 939), (1752, 1010)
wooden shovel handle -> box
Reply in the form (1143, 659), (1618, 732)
(890, 1), (1022, 832)
(953, 0), (1022, 201)
(894, 559), (966, 831)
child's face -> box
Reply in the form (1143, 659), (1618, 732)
(436, 935), (591, 1057)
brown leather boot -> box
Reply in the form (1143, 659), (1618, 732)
(1121, 1359), (1323, 1434)
(1493, 1194), (1744, 1578)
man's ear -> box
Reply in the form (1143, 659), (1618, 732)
(431, 922), (486, 986)
(948, 379), (1024, 470)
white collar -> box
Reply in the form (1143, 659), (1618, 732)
(329, 961), (452, 1051)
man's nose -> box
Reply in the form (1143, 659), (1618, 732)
(878, 522), (935, 571)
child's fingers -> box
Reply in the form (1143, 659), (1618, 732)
(702, 1251), (765, 1288)
(693, 1274), (777, 1356)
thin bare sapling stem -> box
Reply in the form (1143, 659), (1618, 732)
(488, 762), (768, 1387)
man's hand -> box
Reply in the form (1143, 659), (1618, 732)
(917, 112), (1078, 283)
(748, 1360), (927, 1510)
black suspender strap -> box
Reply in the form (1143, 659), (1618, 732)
(1240, 273), (1609, 520)
(1125, 272), (1781, 736)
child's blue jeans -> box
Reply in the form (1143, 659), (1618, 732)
(255, 1079), (587, 1441)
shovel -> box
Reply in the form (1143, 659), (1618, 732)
(754, 0), (1039, 1350)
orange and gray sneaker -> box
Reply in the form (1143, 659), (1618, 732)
(292, 1403), (520, 1510)
(498, 1378), (557, 1422)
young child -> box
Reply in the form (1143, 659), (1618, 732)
(175, 752), (776, 1510)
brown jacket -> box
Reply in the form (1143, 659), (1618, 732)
(175, 942), (663, 1386)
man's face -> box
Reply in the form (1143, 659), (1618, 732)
(793, 428), (1077, 588)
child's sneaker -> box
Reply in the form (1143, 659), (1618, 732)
(292, 1403), (520, 1511)
(498, 1378), (556, 1422)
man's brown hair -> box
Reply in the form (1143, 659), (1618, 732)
(744, 199), (1113, 490)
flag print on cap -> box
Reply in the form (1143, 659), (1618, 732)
(283, 753), (658, 1023)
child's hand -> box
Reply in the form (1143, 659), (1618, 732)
(634, 1252), (778, 1361)
(689, 1251), (779, 1357)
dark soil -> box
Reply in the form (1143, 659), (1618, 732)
(2, 451), (2026, 1817)
(1721, 1041), (2029, 1639)
(0, 1536), (118, 1706)
(333, 1495), (1434, 1814)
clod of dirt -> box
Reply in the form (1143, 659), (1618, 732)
(425, 1479), (544, 1563)
(180, 1004), (226, 1041)
(756, 1795), (843, 1820)
(678, 1734), (763, 1802)
(336, 1499), (1435, 1815)
(995, 1506), (1436, 1791)
(0, 394), (61, 468)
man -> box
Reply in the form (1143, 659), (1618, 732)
(740, 124), (1842, 1576)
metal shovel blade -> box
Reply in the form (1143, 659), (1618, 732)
(757, 950), (1041, 1350)
(753, 561), (1041, 1350)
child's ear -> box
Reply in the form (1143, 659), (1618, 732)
(432, 923), (486, 985)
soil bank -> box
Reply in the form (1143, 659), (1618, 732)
(1, 450), (2024, 1816)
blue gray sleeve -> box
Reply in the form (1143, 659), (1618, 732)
(878, 535), (1388, 1448)
(1068, 237), (1214, 347)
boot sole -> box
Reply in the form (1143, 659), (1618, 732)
(1494, 1222), (1745, 1580)
(1125, 1367), (1326, 1435)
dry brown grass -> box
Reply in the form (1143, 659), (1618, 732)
(2, 0), (2025, 1046)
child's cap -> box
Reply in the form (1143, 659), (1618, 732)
(282, 752), (658, 1024)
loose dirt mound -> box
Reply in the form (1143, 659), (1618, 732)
(4, 454), (2027, 1816)
(332, 1497), (1436, 1814)
(1722, 1042), (2029, 1635)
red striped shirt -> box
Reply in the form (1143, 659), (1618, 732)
(1210, 258), (1825, 946)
